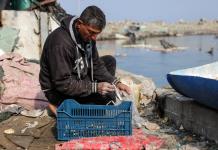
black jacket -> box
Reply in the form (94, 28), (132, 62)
(39, 15), (116, 100)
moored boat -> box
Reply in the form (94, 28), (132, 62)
(167, 62), (218, 109)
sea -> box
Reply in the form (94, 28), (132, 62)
(97, 35), (218, 87)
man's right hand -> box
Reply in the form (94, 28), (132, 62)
(97, 82), (115, 95)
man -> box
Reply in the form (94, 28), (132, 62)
(39, 5), (131, 115)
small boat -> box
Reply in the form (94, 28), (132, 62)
(167, 62), (218, 109)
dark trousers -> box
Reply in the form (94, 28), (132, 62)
(45, 55), (116, 106)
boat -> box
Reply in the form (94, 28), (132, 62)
(167, 62), (218, 109)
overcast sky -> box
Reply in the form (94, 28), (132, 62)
(58, 0), (218, 22)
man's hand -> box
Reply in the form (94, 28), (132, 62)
(97, 82), (115, 95)
(116, 82), (131, 95)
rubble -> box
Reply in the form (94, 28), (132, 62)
(98, 20), (218, 42)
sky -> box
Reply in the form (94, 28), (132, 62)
(58, 0), (218, 22)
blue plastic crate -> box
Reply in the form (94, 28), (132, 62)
(57, 99), (132, 141)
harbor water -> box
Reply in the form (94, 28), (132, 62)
(97, 35), (218, 87)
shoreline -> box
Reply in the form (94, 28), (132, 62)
(98, 19), (218, 40)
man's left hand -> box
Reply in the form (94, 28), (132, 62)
(116, 82), (131, 95)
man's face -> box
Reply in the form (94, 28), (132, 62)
(77, 20), (102, 42)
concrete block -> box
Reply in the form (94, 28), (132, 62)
(157, 88), (218, 142)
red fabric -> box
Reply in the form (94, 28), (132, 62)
(55, 129), (164, 150)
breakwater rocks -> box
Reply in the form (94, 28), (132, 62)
(98, 19), (218, 40)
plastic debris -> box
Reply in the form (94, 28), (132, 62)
(21, 109), (44, 118)
(143, 121), (160, 131)
(21, 121), (38, 133)
(4, 128), (15, 134)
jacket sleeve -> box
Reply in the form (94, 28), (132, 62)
(92, 44), (116, 83)
(48, 45), (93, 97)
